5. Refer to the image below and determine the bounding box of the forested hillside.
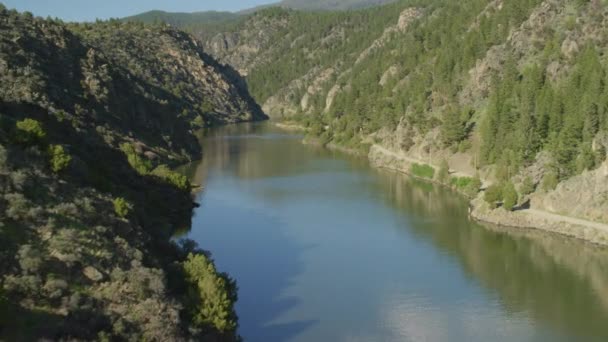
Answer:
[123,10,240,29]
[277,0,397,10]
[0,5,264,340]
[195,0,608,225]
[123,0,399,43]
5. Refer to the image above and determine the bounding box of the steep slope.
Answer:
[200,0,608,233]
[0,7,263,341]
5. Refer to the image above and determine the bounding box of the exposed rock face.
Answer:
[470,197,608,246]
[379,65,399,86]
[536,161,608,224]
[354,8,423,65]
[202,14,289,76]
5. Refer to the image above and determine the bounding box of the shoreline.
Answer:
[367,143,608,246]
[272,121,608,247]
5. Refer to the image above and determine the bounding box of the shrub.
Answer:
[151,165,190,190]
[484,184,503,209]
[576,145,596,173]
[191,115,205,129]
[48,145,72,172]
[15,118,46,145]
[520,176,535,196]
[502,181,518,211]
[451,176,482,197]
[541,171,559,192]
[464,176,483,197]
[436,159,450,184]
[410,163,435,179]
[451,176,472,189]
[5,193,29,219]
[113,197,133,218]
[119,143,152,175]
[18,245,43,274]
[183,253,237,333]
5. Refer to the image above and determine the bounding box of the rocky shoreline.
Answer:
[368,143,608,247]
[470,198,608,246]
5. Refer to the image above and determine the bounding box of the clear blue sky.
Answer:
[2,0,277,22]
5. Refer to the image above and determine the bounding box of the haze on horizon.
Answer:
[0,0,276,22]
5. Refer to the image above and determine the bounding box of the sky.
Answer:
[2,0,278,22]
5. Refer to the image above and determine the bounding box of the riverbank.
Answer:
[368,142,608,246]
[186,122,608,341]
[271,121,608,246]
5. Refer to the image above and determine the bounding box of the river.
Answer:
[180,123,608,342]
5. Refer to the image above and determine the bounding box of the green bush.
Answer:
[191,115,205,129]
[502,181,518,211]
[484,184,503,209]
[451,176,482,197]
[410,163,435,179]
[436,159,450,184]
[451,176,472,189]
[183,253,237,333]
[520,176,535,196]
[113,197,133,218]
[48,145,71,173]
[464,176,483,197]
[119,143,152,175]
[15,118,46,145]
[541,171,559,192]
[151,165,190,190]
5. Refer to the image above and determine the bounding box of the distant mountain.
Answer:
[124,0,398,27]
[122,10,240,26]
[278,0,397,11]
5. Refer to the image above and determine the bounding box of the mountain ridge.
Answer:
[123,0,399,27]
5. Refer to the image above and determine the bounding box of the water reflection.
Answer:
[373,170,608,340]
[185,123,608,341]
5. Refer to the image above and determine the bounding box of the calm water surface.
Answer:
[181,123,608,342]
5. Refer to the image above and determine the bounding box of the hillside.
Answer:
[0,6,264,341]
[123,0,398,42]
[278,0,397,10]
[123,10,240,27]
[199,0,608,229]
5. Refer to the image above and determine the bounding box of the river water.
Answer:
[181,123,608,342]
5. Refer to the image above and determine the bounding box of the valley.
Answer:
[2,0,608,340]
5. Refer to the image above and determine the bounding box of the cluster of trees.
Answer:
[119,143,190,190]
[481,46,608,181]
[12,118,72,174]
